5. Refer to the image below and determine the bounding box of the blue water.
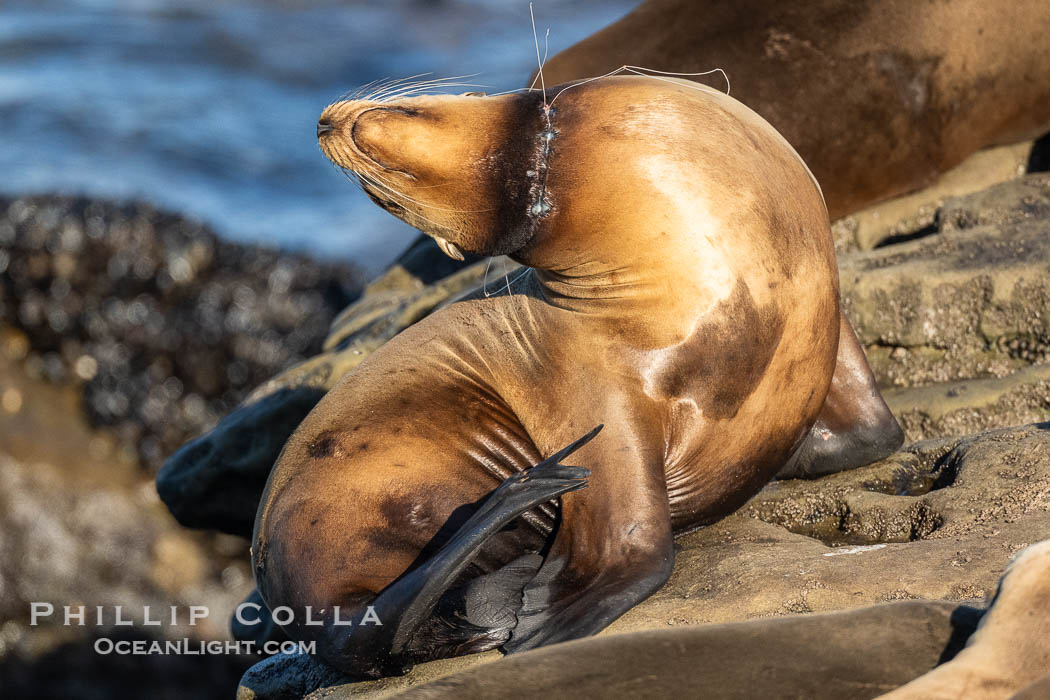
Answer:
[0,0,636,271]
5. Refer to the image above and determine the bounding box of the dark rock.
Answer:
[0,195,365,471]
[157,386,327,537]
[238,650,352,700]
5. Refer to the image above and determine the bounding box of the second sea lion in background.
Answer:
[538,0,1050,220]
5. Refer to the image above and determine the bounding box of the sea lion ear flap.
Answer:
[462,91,487,97]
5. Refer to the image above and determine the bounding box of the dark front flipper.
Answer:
[317,426,601,678]
[778,312,904,479]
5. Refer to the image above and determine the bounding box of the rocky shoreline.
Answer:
[0,195,366,470]
[0,195,366,698]
[1,139,1048,699]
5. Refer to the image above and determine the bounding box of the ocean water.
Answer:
[0,0,636,271]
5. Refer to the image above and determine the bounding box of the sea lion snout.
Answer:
[316,101,375,166]
[316,101,423,177]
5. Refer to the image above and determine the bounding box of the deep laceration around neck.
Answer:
[526,108,556,219]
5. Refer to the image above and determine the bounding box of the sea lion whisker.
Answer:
[546,66,634,108]
[482,256,526,299]
[621,65,731,95]
[374,79,489,102]
[345,76,409,103]
[367,179,495,215]
[387,81,490,92]
[391,72,482,85]
[356,77,419,101]
[376,76,483,93]
[370,74,483,102]
[500,256,514,298]
[344,77,396,102]
[385,82,492,95]
[529,2,550,108]
[501,257,531,297]
[363,79,425,103]
[527,29,551,94]
[546,64,730,110]
[371,176,461,192]
[487,87,535,97]
[372,80,459,99]
[619,68,732,101]
[337,166,369,196]
[378,83,493,102]
[483,256,495,296]
[355,171,485,232]
[361,73,436,101]
[357,172,450,228]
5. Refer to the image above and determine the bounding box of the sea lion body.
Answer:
[876,540,1050,699]
[539,0,1050,220]
[253,78,836,675]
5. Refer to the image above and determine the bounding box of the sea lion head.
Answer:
[318,77,825,272]
[318,89,551,261]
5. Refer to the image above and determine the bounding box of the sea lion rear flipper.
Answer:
[778,312,904,479]
[314,427,598,678]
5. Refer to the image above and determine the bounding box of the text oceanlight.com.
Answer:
[94,638,316,656]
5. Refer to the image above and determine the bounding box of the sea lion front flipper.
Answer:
[778,312,904,479]
[312,428,597,678]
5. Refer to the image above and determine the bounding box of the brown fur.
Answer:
[537,0,1050,220]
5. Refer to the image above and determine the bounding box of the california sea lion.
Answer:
[251,76,838,677]
[538,0,1050,220]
